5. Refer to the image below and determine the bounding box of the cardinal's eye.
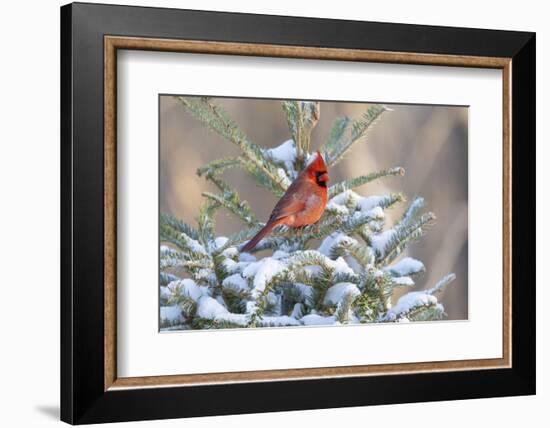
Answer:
[315,171,329,187]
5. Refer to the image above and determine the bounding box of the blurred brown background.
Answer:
[160,96,468,320]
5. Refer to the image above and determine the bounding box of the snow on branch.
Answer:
[382,273,456,322]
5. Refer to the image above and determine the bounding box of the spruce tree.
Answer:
[160,97,455,330]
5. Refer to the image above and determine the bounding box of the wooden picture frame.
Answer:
[61,2,535,424]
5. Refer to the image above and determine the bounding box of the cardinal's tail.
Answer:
[241,221,278,253]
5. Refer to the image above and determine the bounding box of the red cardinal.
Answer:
[242,151,330,252]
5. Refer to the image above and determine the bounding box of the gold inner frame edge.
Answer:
[104,36,512,391]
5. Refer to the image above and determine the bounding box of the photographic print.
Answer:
[159,96,468,331]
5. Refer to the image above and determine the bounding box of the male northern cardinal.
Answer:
[241,151,329,252]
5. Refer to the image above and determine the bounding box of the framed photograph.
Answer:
[60,2,535,424]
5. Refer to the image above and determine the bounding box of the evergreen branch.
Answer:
[240,158,288,196]
[246,273,287,326]
[282,101,320,170]
[160,246,185,269]
[197,156,241,177]
[235,192,404,253]
[254,204,392,250]
[160,221,212,264]
[160,272,179,286]
[351,105,388,141]
[160,213,203,251]
[191,317,245,330]
[373,192,406,210]
[251,235,302,253]
[283,251,340,310]
[329,238,374,269]
[332,271,362,286]
[282,101,301,159]
[160,244,213,271]
[310,269,335,311]
[320,116,351,161]
[160,246,214,274]
[408,305,446,321]
[256,317,302,327]
[324,105,389,166]
[282,286,310,309]
[294,216,345,242]
[201,171,231,194]
[198,155,287,196]
[177,96,286,194]
[196,201,220,246]
[354,271,394,320]
[427,273,456,295]
[177,96,259,154]
[180,260,214,269]
[167,287,198,319]
[380,273,454,322]
[202,173,259,228]
[239,219,342,252]
[353,292,379,323]
[327,191,405,216]
[374,212,437,266]
[211,253,230,295]
[387,300,439,322]
[160,213,200,241]
[221,286,251,314]
[335,293,355,323]
[159,318,186,330]
[384,257,426,277]
[160,222,191,251]
[340,210,388,236]
[287,274,317,301]
[386,276,415,290]
[329,167,405,198]
[226,226,263,250]
[178,295,198,319]
[399,196,425,225]
[203,191,256,226]
[284,251,334,274]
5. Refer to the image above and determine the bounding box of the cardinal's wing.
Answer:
[269,179,307,222]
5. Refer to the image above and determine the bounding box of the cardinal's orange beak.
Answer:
[318,172,330,183]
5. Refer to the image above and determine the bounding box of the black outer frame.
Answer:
[60,2,535,424]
